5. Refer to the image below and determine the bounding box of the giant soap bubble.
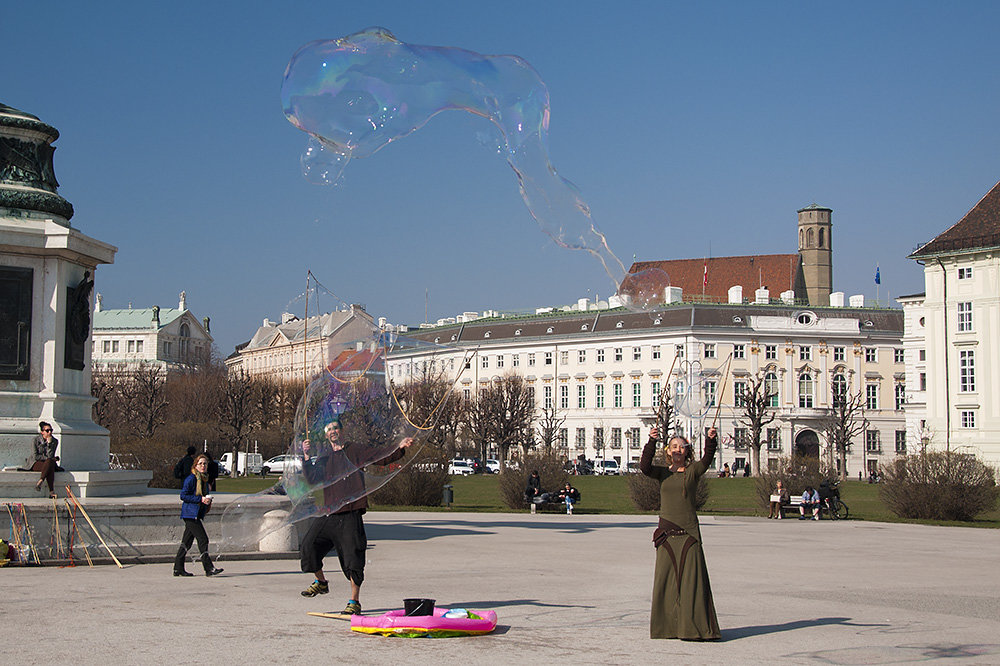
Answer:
[218,299,466,554]
[281,27,668,312]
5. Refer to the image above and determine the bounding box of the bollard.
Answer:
[258,509,297,552]
[442,484,454,508]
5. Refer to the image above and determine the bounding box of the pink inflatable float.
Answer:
[350,607,498,638]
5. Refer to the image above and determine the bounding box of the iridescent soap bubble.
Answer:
[281,27,664,313]
[218,318,463,554]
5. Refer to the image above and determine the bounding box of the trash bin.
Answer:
[442,484,454,507]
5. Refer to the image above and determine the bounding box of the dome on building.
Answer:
[0,101,74,222]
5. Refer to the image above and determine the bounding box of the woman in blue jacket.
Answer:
[173,454,223,577]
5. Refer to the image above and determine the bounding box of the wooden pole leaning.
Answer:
[65,486,124,568]
[710,353,735,431]
[19,504,41,565]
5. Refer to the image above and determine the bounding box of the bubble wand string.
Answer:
[710,352,735,431]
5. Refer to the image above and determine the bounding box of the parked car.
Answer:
[484,459,500,474]
[626,461,640,474]
[594,459,621,475]
[260,454,301,476]
[448,460,475,476]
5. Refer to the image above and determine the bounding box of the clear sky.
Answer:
[5,1,1000,354]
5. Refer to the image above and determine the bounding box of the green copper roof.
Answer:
[94,308,184,330]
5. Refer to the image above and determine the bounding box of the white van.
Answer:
[219,451,263,476]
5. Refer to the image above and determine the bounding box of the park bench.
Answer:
[527,493,580,515]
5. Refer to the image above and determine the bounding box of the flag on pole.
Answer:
[703,260,708,288]
[874,265,881,285]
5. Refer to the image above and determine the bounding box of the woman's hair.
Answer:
[191,454,210,475]
[665,436,694,464]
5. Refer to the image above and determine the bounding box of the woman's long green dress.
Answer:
[639,435,721,640]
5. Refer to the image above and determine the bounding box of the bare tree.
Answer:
[464,373,536,473]
[654,382,679,439]
[116,362,170,439]
[217,368,257,476]
[397,376,465,455]
[822,384,869,481]
[738,371,778,476]
[535,406,566,454]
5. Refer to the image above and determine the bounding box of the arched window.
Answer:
[179,323,190,357]
[799,372,814,408]
[819,228,826,248]
[832,373,847,408]
[799,228,804,248]
[806,228,815,248]
[764,372,779,408]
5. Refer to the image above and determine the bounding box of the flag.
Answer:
[703,260,708,288]
[874,265,881,285]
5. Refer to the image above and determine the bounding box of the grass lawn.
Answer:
[215,474,1000,527]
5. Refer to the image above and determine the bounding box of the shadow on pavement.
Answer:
[723,617,890,641]
[368,519,649,541]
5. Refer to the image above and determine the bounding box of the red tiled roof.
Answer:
[328,349,383,375]
[911,179,1000,257]
[623,254,803,302]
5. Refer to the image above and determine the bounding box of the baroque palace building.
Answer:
[903,179,1000,471]
[392,205,905,476]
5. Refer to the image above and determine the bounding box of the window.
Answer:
[733,344,745,359]
[865,347,877,363]
[958,266,973,280]
[765,344,777,360]
[613,383,623,408]
[111,340,119,353]
[895,431,906,454]
[832,373,848,408]
[866,383,879,410]
[797,313,813,325]
[632,382,641,407]
[103,340,110,353]
[560,350,569,364]
[633,347,641,361]
[703,343,716,359]
[545,352,553,366]
[765,372,779,407]
[734,427,748,448]
[497,355,504,368]
[465,359,471,369]
[463,388,471,403]
[961,410,976,428]
[575,428,586,449]
[918,349,926,361]
[127,340,135,353]
[611,428,622,449]
[482,355,489,369]
[799,345,811,361]
[512,354,520,367]
[675,344,684,358]
[597,349,605,363]
[833,346,845,362]
[704,380,717,407]
[528,353,536,367]
[628,428,641,449]
[866,430,881,453]
[891,348,903,364]
[559,429,568,448]
[163,341,171,356]
[734,380,747,408]
[895,384,905,410]
[560,384,569,409]
[594,427,605,450]
[578,350,586,363]
[596,384,605,408]
[766,428,780,450]
[798,373,814,408]
[652,345,661,360]
[544,386,553,409]
[577,384,586,408]
[957,302,973,332]
[651,382,661,408]
[959,350,976,392]
[136,340,143,353]
[614,348,623,362]
[919,372,927,391]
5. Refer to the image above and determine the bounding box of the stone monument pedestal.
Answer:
[0,103,151,497]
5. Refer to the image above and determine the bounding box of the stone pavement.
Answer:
[6,512,999,665]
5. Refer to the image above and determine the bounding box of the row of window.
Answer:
[96,339,145,354]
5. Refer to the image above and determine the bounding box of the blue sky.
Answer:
[5,1,1000,354]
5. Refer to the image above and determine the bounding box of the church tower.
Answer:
[797,204,833,306]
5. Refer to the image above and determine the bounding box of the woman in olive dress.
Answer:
[639,426,721,640]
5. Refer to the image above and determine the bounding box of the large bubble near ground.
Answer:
[218,323,465,554]
[281,27,663,313]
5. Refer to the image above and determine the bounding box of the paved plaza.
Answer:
[6,511,1000,665]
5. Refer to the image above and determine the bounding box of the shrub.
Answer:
[112,436,189,489]
[369,446,450,507]
[879,451,999,521]
[754,456,838,508]
[498,454,569,510]
[627,467,709,511]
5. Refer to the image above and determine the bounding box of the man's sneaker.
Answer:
[301,580,329,597]
[343,600,362,615]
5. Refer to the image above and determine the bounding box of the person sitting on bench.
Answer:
[799,486,820,521]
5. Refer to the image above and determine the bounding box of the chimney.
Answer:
[755,288,770,304]
[727,285,743,304]
[664,286,683,304]
[780,290,795,304]
[152,305,160,327]
[281,312,296,324]
[849,294,865,307]
[829,292,845,307]
[263,318,272,327]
